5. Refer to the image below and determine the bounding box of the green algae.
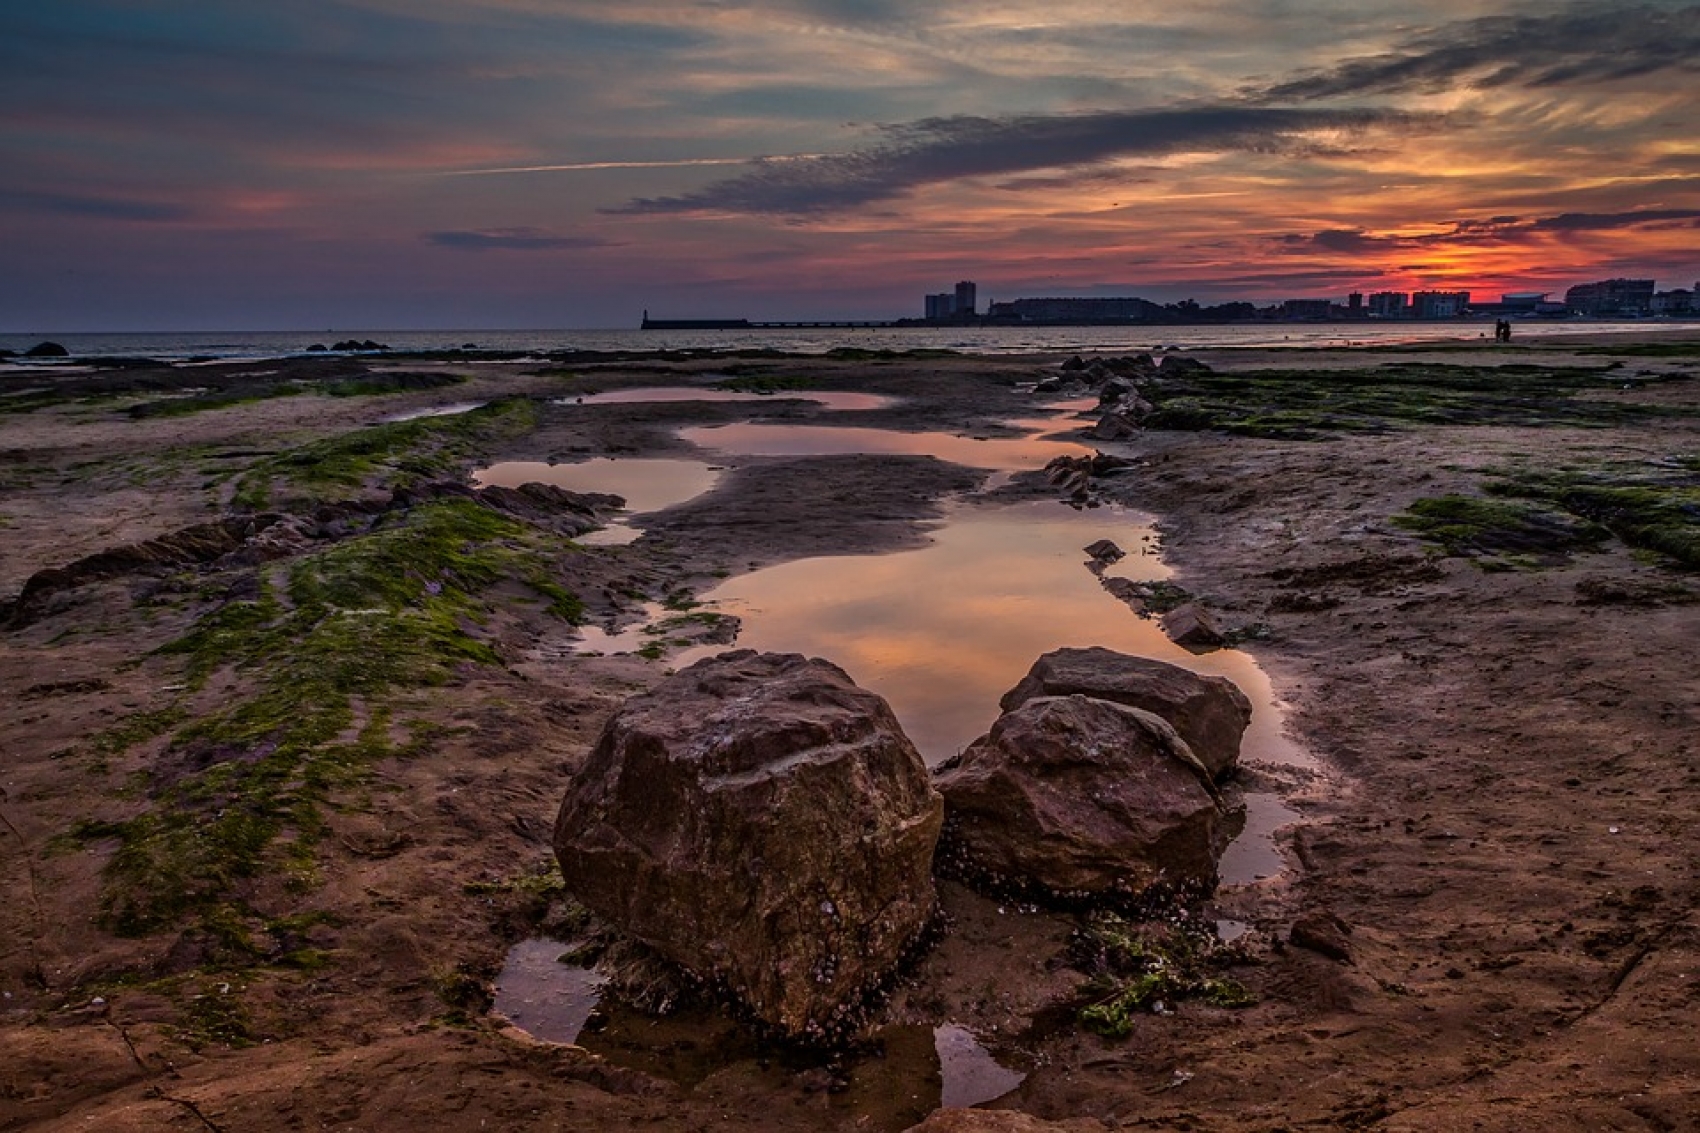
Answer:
[714,373,815,394]
[74,497,584,936]
[322,371,468,397]
[1397,457,1700,571]
[127,386,305,419]
[231,397,538,510]
[1486,459,1700,570]
[1072,912,1254,1039]
[1392,495,1611,566]
[1138,362,1690,439]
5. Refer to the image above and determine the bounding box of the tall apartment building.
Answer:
[923,280,979,319]
[1367,291,1409,317]
[1565,278,1656,316]
[1412,290,1470,318]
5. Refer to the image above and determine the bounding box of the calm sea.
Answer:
[1,321,1691,364]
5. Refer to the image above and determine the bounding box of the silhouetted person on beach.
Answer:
[1494,319,1512,343]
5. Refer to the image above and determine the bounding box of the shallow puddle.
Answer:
[494,940,1023,1127]
[1217,791,1302,885]
[680,422,1087,471]
[492,939,607,1045]
[570,386,893,411]
[473,457,723,545]
[669,499,1164,760]
[382,401,487,422]
[473,457,721,512]
[933,1024,1025,1107]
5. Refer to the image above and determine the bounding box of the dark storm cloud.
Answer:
[0,189,195,222]
[1257,2,1700,100]
[612,105,1412,216]
[992,168,1156,193]
[425,228,615,251]
[1274,209,1700,254]
[1532,210,1700,233]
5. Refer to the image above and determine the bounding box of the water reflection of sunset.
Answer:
[680,424,1088,471]
[673,499,1305,771]
[472,458,722,514]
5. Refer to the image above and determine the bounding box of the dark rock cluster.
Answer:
[306,339,391,352]
[1034,352,1214,441]
[551,645,1250,1045]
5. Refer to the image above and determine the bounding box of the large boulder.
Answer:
[553,650,943,1042]
[999,647,1250,780]
[935,695,1228,904]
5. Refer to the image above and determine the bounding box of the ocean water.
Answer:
[0,319,1687,364]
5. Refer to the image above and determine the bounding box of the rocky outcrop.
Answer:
[23,341,69,358]
[553,650,943,1042]
[474,481,622,537]
[2,515,287,628]
[1090,394,1157,440]
[1290,911,1354,963]
[1039,352,1207,440]
[2,480,623,628]
[1083,539,1124,566]
[1161,602,1227,650]
[999,647,1250,780]
[935,695,1228,905]
[1044,452,1138,507]
[1158,354,1212,375]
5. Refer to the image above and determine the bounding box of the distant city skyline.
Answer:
[917,275,1696,323]
[5,3,1699,331]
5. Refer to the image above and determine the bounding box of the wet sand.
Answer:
[2,331,1698,1130]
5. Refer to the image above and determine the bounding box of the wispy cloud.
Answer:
[1274,209,1700,254]
[424,227,615,250]
[612,105,1419,216]
[441,157,763,176]
[1255,2,1700,101]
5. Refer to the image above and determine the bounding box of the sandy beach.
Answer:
[2,331,1697,1131]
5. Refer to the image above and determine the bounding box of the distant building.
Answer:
[1651,287,1695,315]
[1367,291,1409,317]
[1347,292,1364,317]
[987,296,1165,323]
[1501,291,1549,312]
[1281,298,1334,320]
[924,292,956,319]
[954,280,978,317]
[1565,278,1655,316]
[1412,290,1470,318]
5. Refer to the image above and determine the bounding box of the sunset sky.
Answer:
[5,1,1698,330]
